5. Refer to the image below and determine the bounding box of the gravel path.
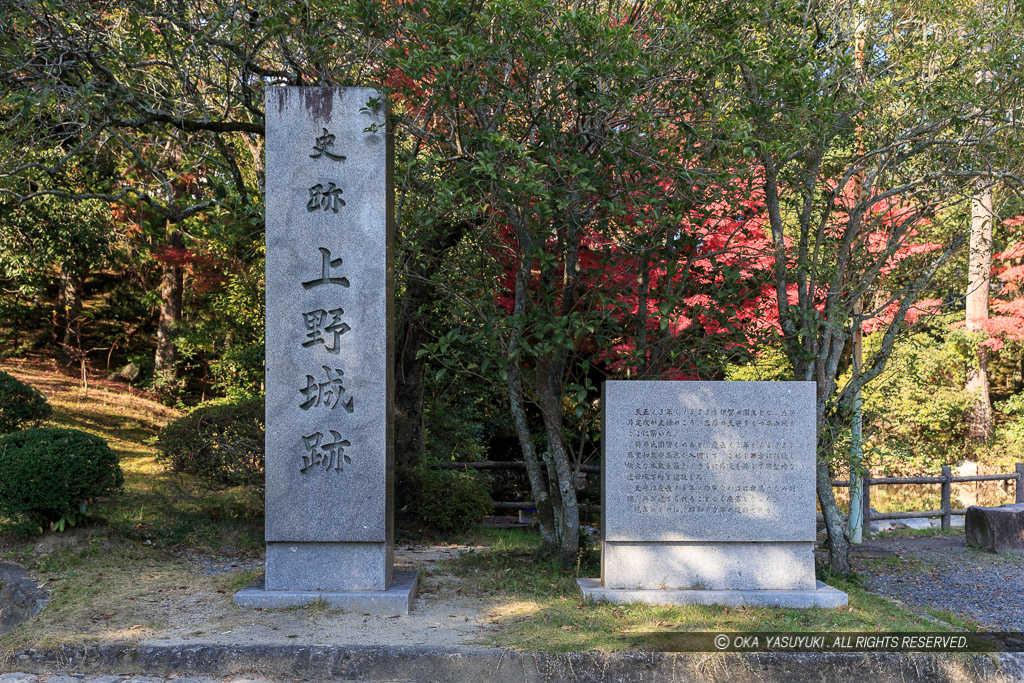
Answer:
[856,535,1024,630]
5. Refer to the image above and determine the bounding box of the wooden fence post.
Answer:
[862,471,871,539]
[941,465,952,531]
[1017,463,1024,504]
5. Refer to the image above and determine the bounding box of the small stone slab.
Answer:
[576,578,848,608]
[966,503,1024,553]
[233,570,417,615]
[850,544,898,560]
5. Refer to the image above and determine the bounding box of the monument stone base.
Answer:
[264,541,392,591]
[602,541,816,591]
[234,570,418,615]
[577,578,847,608]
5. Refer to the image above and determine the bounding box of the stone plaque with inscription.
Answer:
[578,380,846,608]
[234,87,415,613]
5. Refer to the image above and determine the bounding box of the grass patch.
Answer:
[439,527,595,601]
[222,569,261,594]
[0,357,262,652]
[922,607,978,630]
[0,356,981,654]
[0,357,263,555]
[872,526,962,539]
[0,530,225,651]
[443,529,961,653]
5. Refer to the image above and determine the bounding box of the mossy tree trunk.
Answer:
[154,224,184,379]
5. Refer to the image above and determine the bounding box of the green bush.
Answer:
[0,428,123,531]
[156,397,265,494]
[0,370,51,434]
[395,466,493,533]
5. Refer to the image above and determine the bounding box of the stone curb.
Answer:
[2,644,1024,682]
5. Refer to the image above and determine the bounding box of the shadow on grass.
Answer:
[439,529,962,653]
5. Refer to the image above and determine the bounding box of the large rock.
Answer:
[117,362,140,382]
[0,560,48,634]
[966,503,1024,553]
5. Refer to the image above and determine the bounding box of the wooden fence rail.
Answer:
[830,462,1024,537]
[436,461,1024,533]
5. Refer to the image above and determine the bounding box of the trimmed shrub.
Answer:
[156,397,265,494]
[0,428,123,530]
[395,466,493,533]
[0,371,51,434]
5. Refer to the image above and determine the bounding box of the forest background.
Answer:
[1,0,1024,572]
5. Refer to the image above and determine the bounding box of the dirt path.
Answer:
[855,534,1024,630]
[142,544,502,649]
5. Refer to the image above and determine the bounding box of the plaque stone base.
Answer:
[576,578,847,608]
[602,541,816,591]
[233,570,417,615]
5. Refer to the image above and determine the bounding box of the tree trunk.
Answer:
[636,253,649,376]
[535,355,580,565]
[60,267,84,354]
[966,182,994,442]
[154,225,184,379]
[816,429,850,574]
[53,268,67,348]
[507,258,559,548]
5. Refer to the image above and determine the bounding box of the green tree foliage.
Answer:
[0,157,115,355]
[394,466,493,534]
[385,0,777,562]
[858,318,973,472]
[2,0,1023,572]
[702,0,1024,571]
[0,1,274,383]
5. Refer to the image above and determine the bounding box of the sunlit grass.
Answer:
[0,531,226,650]
[0,358,264,651]
[441,529,960,652]
[0,357,264,554]
[0,357,971,654]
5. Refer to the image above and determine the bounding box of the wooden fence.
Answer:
[436,461,1024,533]
[830,463,1024,537]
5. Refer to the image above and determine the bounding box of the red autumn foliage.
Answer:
[490,180,779,379]
[971,215,1024,351]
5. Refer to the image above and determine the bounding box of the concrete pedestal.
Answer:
[577,578,848,608]
[234,570,417,615]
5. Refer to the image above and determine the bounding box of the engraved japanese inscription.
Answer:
[603,381,816,543]
[295,154,356,473]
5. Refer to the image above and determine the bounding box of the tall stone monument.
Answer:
[578,380,846,608]
[235,87,416,614]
